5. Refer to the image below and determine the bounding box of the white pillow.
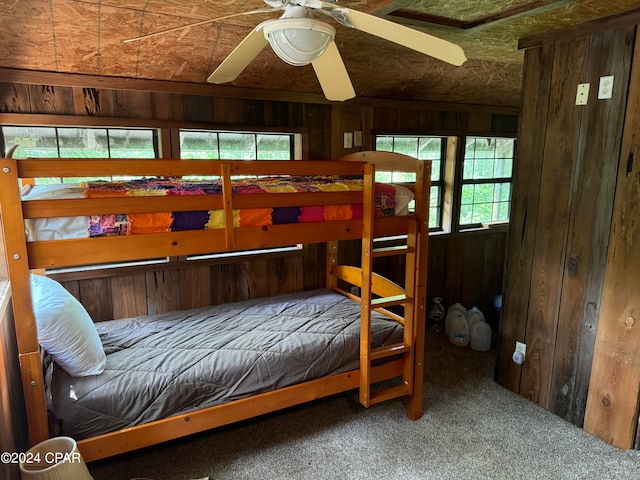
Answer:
[30,274,106,377]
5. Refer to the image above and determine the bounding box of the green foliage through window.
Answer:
[375,135,446,229]
[0,126,157,184]
[460,137,515,227]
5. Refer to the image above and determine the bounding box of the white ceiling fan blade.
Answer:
[208,26,269,84]
[123,8,277,43]
[336,9,467,66]
[311,42,355,102]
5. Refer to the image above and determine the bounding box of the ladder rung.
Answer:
[372,245,414,258]
[369,384,411,405]
[370,343,410,361]
[371,294,410,308]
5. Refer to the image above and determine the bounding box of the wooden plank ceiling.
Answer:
[0,0,639,106]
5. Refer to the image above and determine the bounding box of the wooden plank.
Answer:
[518,37,588,409]
[263,101,289,127]
[145,270,180,314]
[267,256,302,296]
[179,265,211,309]
[495,44,554,393]
[373,106,398,131]
[150,92,185,121]
[238,258,268,300]
[549,27,634,427]
[78,277,114,322]
[427,236,447,305]
[213,97,241,124]
[71,87,113,117]
[0,82,31,113]
[303,243,325,291]
[18,351,48,446]
[584,28,640,450]
[112,90,152,119]
[444,235,464,304]
[212,263,240,305]
[481,231,507,329]
[461,235,485,308]
[28,85,75,115]
[111,273,148,319]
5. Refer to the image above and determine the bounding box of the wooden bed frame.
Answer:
[0,150,430,462]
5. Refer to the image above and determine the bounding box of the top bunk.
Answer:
[0,151,431,270]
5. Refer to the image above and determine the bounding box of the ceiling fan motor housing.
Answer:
[262,17,336,66]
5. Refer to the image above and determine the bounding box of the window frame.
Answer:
[374,132,516,234]
[373,134,448,231]
[457,135,515,231]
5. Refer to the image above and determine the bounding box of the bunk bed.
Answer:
[0,150,430,462]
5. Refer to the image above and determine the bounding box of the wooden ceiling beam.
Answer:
[0,68,519,115]
[386,0,578,33]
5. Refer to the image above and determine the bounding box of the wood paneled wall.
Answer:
[51,252,310,321]
[496,18,638,448]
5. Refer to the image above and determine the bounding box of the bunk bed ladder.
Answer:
[329,153,429,417]
[359,164,420,408]
[360,237,419,406]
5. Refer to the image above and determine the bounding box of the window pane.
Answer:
[376,136,393,152]
[109,129,155,158]
[392,137,418,157]
[429,185,441,228]
[460,182,512,226]
[430,159,441,182]
[2,126,58,157]
[256,134,291,160]
[374,135,446,230]
[494,158,513,178]
[57,128,109,158]
[375,171,392,182]
[495,137,515,158]
[219,133,256,160]
[461,137,515,227]
[180,131,219,159]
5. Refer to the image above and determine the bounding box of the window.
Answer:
[375,135,446,229]
[459,136,514,228]
[0,126,158,183]
[179,129,301,259]
[375,134,515,233]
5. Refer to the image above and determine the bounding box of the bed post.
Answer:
[407,160,430,420]
[0,156,50,446]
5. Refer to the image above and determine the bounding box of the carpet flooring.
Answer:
[88,330,640,480]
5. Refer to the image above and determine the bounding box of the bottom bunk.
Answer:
[35,274,409,460]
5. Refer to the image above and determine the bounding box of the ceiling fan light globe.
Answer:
[263,19,335,67]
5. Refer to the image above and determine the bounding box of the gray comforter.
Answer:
[47,289,403,440]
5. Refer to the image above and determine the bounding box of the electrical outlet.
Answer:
[576,83,590,105]
[343,132,353,149]
[512,341,527,365]
[598,75,614,99]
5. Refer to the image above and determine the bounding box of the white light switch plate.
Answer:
[353,131,362,147]
[343,132,353,149]
[598,75,614,99]
[576,83,590,105]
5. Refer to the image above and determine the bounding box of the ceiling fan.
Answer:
[125,0,467,102]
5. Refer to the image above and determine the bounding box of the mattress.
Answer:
[23,177,414,241]
[46,289,403,440]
